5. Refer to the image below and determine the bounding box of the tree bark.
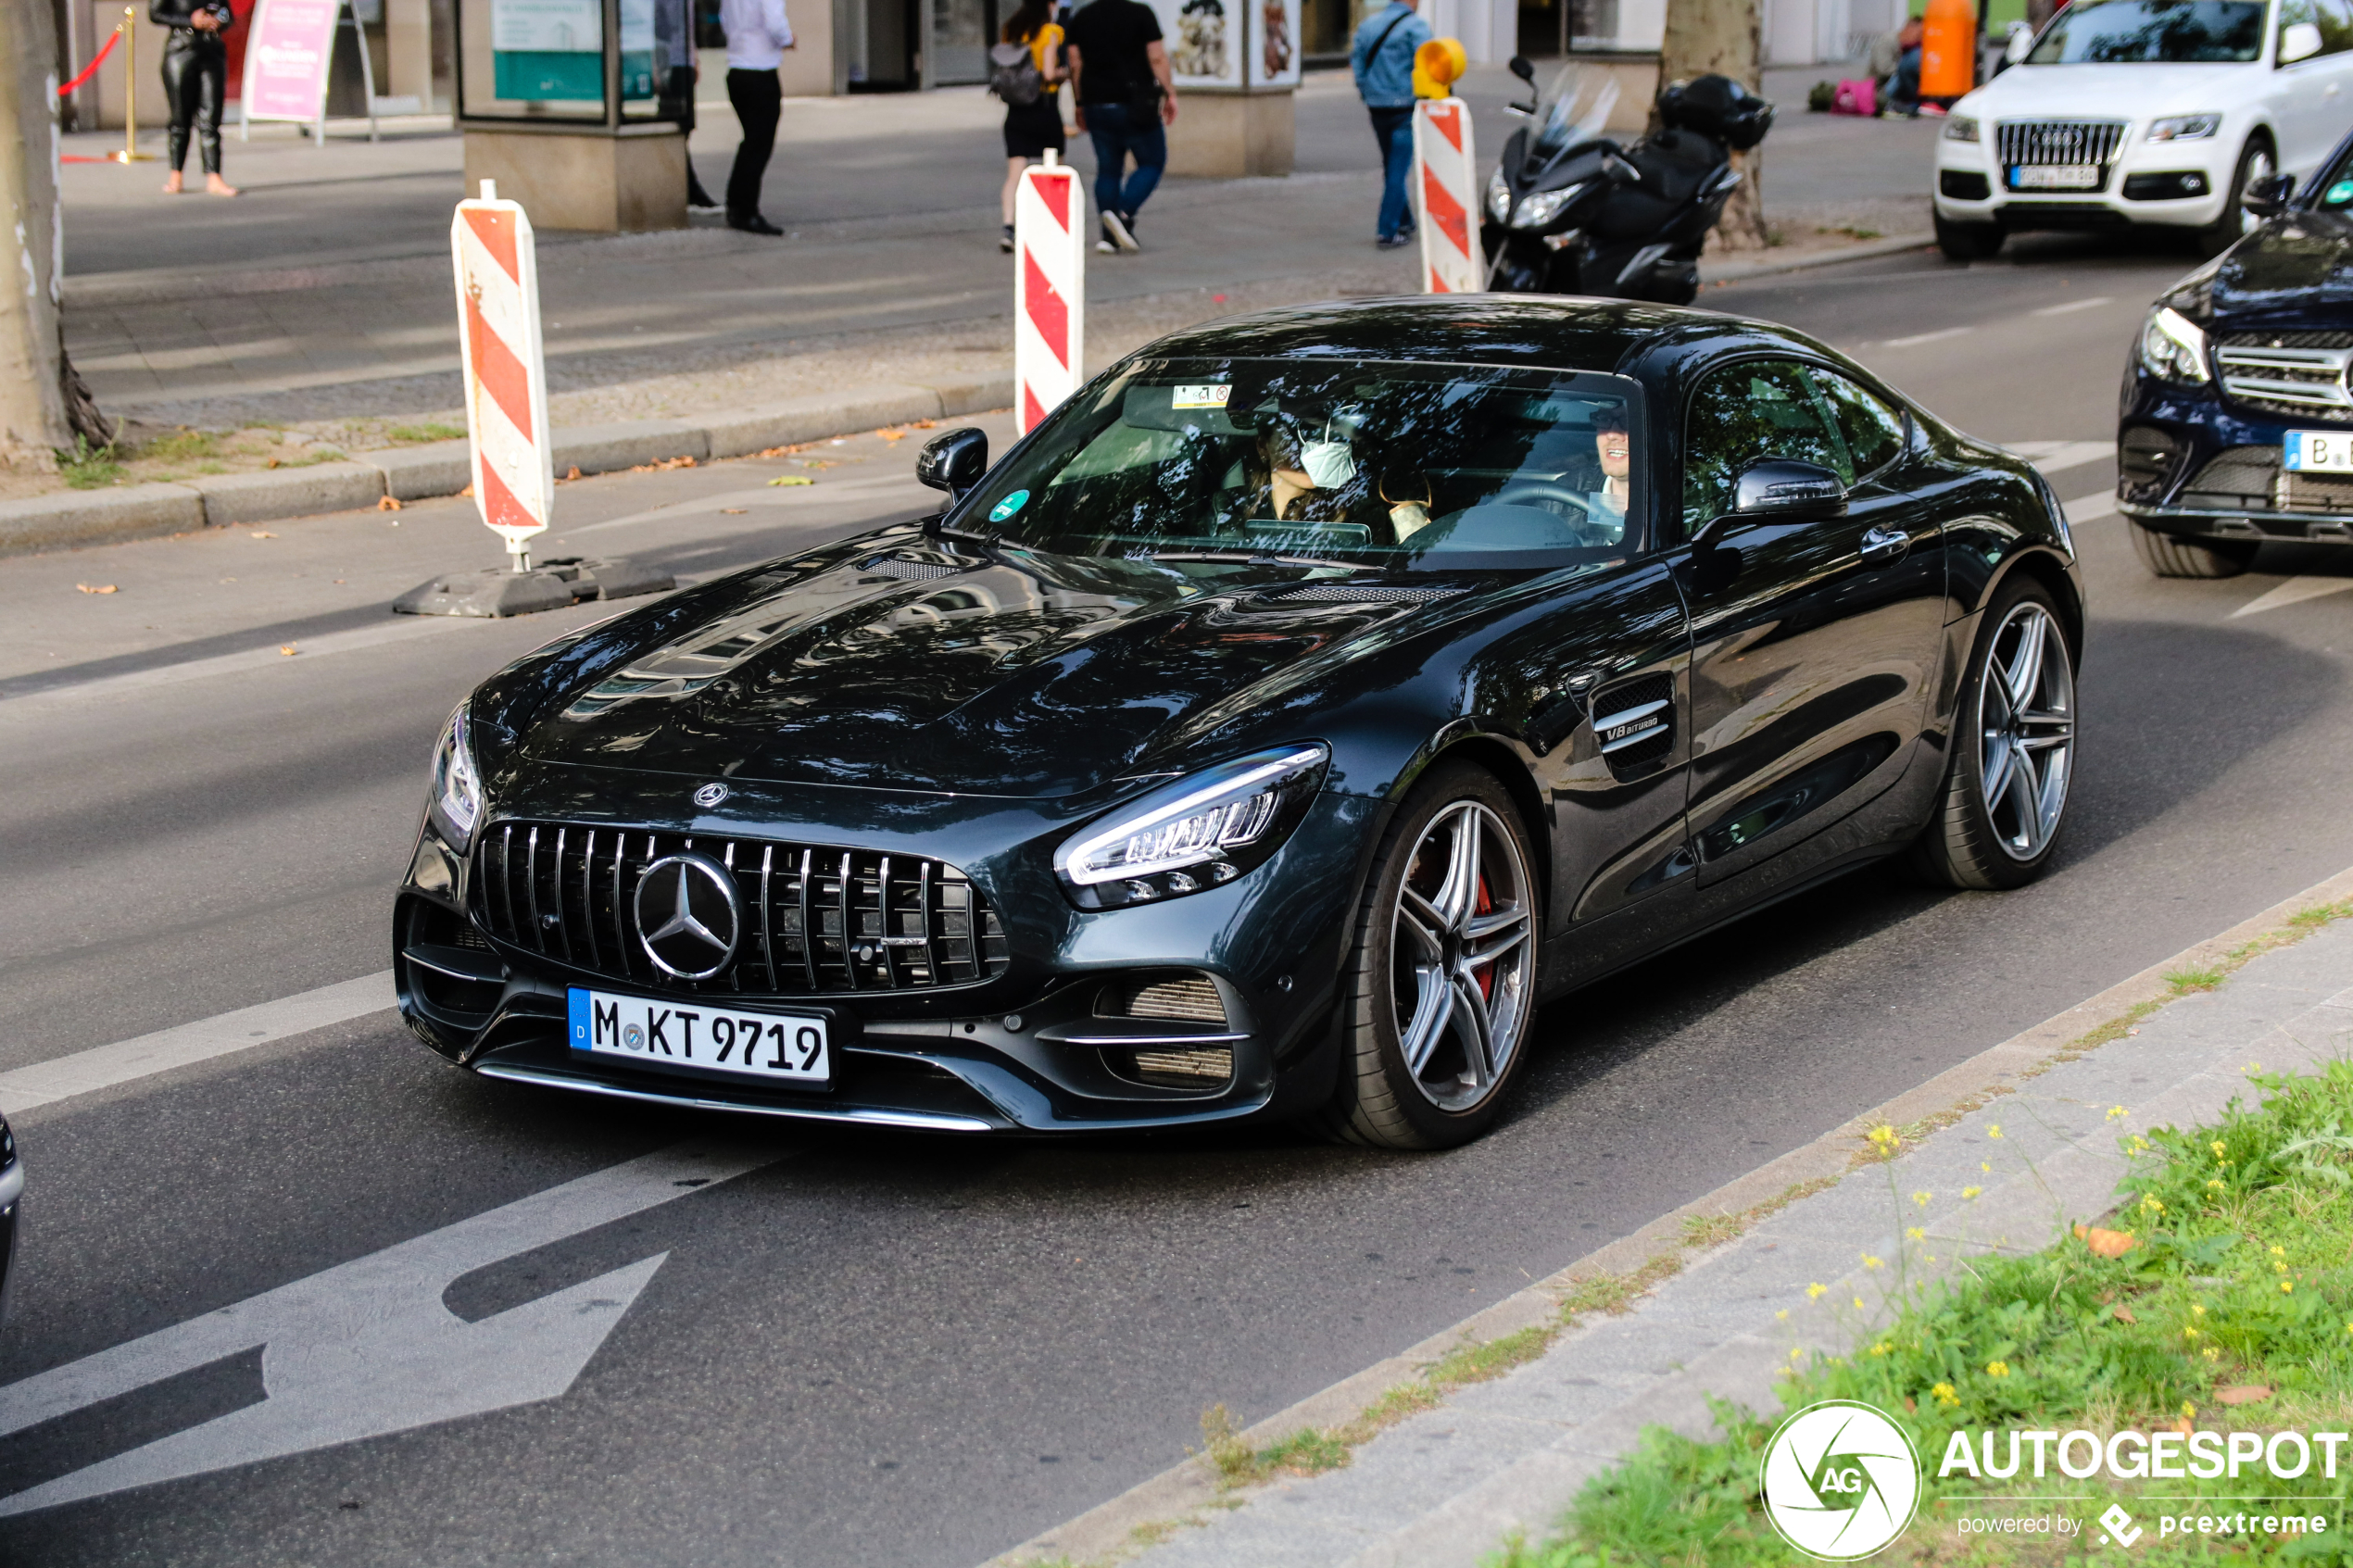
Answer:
[0,0,82,470]
[1657,0,1768,251]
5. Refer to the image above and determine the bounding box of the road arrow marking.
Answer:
[0,1139,783,1515]
[2232,575,2353,618]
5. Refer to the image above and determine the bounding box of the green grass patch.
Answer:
[1491,1056,2353,1565]
[139,429,220,463]
[57,436,124,489]
[2168,966,2227,996]
[387,421,466,445]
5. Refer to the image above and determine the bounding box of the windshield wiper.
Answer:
[1150,551,1374,571]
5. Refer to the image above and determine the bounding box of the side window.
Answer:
[1807,369,1907,481]
[1681,359,1853,533]
[2321,0,2353,56]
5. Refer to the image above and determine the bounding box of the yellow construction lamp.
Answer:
[1413,38,1467,99]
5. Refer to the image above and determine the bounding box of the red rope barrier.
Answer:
[59,30,120,98]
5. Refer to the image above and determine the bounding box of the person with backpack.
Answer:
[1352,0,1433,248]
[992,0,1068,253]
[1065,0,1179,254]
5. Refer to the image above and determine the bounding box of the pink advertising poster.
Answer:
[242,0,340,121]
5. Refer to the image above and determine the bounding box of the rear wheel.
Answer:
[2128,521,2258,578]
[1318,764,1541,1151]
[1911,582,2077,891]
[1935,210,2005,261]
[2199,138,2272,258]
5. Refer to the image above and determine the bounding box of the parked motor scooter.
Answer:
[1479,62,1773,305]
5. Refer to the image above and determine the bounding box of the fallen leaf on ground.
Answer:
[721,508,747,514]
[457,483,473,498]
[878,428,908,441]
[2112,1304,2137,1323]
[278,644,297,656]
[2216,1386,2273,1406]
[2073,1223,2137,1259]
[768,475,813,487]
[266,458,281,469]
[913,418,937,429]
[377,495,402,510]
[250,531,276,538]
[76,583,117,594]
[565,465,583,481]
[2172,1415,2194,1435]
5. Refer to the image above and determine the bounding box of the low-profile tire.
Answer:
[2198,137,2272,259]
[1316,762,1542,1151]
[2128,521,2258,578]
[1935,211,2005,261]
[1911,580,2078,891]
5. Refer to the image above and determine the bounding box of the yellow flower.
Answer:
[2208,1179,2227,1191]
[1962,1186,1982,1199]
[2343,1320,2353,1336]
[1870,1342,1892,1357]
[1912,1190,1931,1208]
[1981,1160,1993,1174]
[1865,1124,1900,1156]
[1931,1383,1959,1407]
[1906,1226,1926,1241]
[1807,1283,1828,1300]
[2272,1245,2287,1257]
[2141,1196,2167,1215]
[2182,1401,2197,1420]
[2193,1304,2206,1317]
[1862,1254,1884,1271]
[1790,1348,1805,1361]
[2184,1326,2200,1340]
[1854,1297,1868,1311]
[2107,1105,2128,1121]
[2204,1346,2221,1361]
[1776,1309,1789,1321]
[2277,1260,2291,1274]
[1987,1124,2004,1140]
[1986,1361,2010,1378]
[2284,1279,2296,1294]
[2213,1141,2229,1159]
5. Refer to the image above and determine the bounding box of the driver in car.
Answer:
[1587,407,1630,535]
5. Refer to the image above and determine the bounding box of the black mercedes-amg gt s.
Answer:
[396,297,2083,1150]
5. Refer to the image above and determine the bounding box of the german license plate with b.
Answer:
[2285,431,2353,472]
[568,987,831,1087]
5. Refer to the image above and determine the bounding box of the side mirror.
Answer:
[1690,460,1848,552]
[2282,20,2324,62]
[2004,24,2033,64]
[1510,55,1535,83]
[915,427,989,501]
[2245,169,2298,217]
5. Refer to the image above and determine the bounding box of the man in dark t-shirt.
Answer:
[1064,0,1178,253]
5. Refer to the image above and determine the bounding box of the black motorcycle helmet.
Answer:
[1655,74,1774,151]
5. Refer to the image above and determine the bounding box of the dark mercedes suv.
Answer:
[2120,128,2353,577]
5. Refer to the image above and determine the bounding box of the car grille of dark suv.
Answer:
[2214,332,2353,417]
[2181,445,2353,517]
[474,822,1010,996]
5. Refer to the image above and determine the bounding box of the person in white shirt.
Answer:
[719,0,795,235]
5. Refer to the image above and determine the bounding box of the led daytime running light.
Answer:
[431,705,484,847]
[2139,306,2209,384]
[1058,745,1327,891]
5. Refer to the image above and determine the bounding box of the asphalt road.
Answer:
[7,235,2352,1567]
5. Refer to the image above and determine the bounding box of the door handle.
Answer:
[1860,524,1910,565]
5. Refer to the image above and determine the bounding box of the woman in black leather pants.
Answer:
[153,0,239,195]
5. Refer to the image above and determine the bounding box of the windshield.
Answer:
[2024,0,2264,62]
[950,359,1646,572]
[1530,67,1622,154]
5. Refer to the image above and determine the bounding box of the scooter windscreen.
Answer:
[1529,69,1622,155]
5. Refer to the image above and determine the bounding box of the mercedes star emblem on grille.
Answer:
[692,782,730,808]
[633,852,742,980]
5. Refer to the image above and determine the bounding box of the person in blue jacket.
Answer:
[1352,0,1433,248]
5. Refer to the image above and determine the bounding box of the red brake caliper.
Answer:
[1472,874,1495,1000]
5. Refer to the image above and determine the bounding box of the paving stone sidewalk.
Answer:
[1103,920,2353,1568]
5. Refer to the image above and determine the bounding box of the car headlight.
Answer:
[2138,305,2210,383]
[427,704,485,852]
[1486,166,1511,221]
[2148,113,2221,142]
[1054,744,1328,909]
[1943,114,1980,143]
[1509,182,1586,231]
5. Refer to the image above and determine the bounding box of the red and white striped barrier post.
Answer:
[451,179,554,571]
[1014,151,1086,435]
[1413,99,1479,295]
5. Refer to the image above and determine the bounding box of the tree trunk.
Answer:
[0,0,82,470]
[1657,0,1768,251]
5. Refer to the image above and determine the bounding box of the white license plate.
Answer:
[2010,165,2099,190]
[2285,431,2353,471]
[568,987,831,1087]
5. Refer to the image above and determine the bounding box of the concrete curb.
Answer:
[0,373,1016,560]
[1703,230,1938,284]
[985,860,2353,1568]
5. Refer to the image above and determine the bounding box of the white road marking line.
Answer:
[2030,295,2115,317]
[2032,442,2113,477]
[0,1140,786,1516]
[2231,576,2353,617]
[2062,492,2118,525]
[0,971,396,1114]
[0,618,464,710]
[1879,325,1973,349]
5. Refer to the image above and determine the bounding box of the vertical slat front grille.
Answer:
[476,822,1010,997]
[1996,119,2127,169]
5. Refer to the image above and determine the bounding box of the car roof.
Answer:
[1129,295,1818,382]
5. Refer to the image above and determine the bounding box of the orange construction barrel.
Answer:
[1920,0,1976,98]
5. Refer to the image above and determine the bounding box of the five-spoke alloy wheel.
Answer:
[1323,764,1541,1148]
[1914,580,2077,889]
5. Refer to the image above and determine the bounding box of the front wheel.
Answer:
[2128,521,2258,578]
[1318,763,1541,1150]
[1911,582,2078,890]
[2199,139,2272,258]
[1935,210,2005,261]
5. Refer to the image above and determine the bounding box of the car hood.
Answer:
[2167,208,2353,329]
[509,537,1477,800]
[1957,62,2250,123]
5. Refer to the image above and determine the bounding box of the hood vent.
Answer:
[860,556,963,581]
[1275,583,1466,603]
